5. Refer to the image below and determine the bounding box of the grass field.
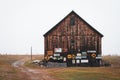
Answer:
[23,55,120,80]
[48,67,120,80]
[47,56,120,80]
[0,55,120,80]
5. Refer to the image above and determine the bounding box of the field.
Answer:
[48,67,120,80]
[0,55,120,80]
[47,56,120,80]
[0,55,31,80]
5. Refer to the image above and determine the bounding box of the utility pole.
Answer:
[31,46,32,61]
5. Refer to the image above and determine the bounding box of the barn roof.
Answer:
[43,11,103,37]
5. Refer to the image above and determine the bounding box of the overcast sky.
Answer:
[0,0,120,55]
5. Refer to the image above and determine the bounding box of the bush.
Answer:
[101,60,111,67]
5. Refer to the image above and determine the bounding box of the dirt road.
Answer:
[12,58,57,80]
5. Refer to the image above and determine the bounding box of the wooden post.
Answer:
[31,46,32,61]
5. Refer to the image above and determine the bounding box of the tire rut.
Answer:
[12,59,57,80]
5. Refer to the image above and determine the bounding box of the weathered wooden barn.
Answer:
[43,11,103,67]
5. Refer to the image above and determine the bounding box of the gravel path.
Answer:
[12,59,57,80]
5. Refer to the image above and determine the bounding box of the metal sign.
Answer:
[81,59,88,63]
[81,56,87,58]
[77,53,81,56]
[47,51,53,55]
[54,53,60,56]
[97,54,101,57]
[96,56,102,59]
[96,54,102,59]
[63,57,66,61]
[91,53,96,58]
[54,48,62,53]
[81,52,87,59]
[67,54,72,59]
[82,52,87,54]
[75,56,81,59]
[72,59,75,64]
[87,50,96,53]
[72,54,75,59]
[76,60,80,63]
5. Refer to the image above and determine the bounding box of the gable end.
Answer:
[43,11,103,37]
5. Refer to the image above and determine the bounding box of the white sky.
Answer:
[0,0,120,55]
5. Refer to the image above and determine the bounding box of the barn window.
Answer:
[70,16,75,26]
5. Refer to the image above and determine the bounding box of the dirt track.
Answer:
[12,58,57,80]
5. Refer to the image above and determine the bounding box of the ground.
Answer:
[0,55,120,80]
[12,55,58,80]
[0,55,30,80]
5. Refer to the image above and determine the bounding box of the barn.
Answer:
[43,11,103,67]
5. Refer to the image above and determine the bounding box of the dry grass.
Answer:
[102,56,120,67]
[46,56,120,80]
[47,67,120,80]
[31,55,44,60]
[1,55,119,80]
[24,55,44,68]
[0,55,31,80]
[24,55,120,80]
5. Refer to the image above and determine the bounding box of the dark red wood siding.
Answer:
[44,11,103,56]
